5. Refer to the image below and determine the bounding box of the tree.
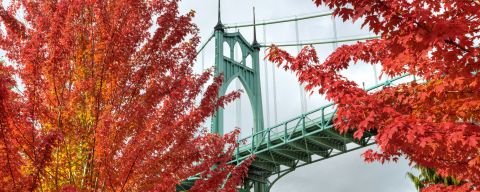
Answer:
[268,0,479,191]
[407,165,461,191]
[0,0,249,191]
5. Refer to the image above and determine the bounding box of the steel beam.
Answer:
[251,161,278,172]
[248,173,268,183]
[287,140,329,157]
[256,152,295,168]
[323,129,353,143]
[272,147,311,163]
[306,135,346,152]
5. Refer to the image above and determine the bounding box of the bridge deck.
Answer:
[231,104,376,184]
[177,74,412,191]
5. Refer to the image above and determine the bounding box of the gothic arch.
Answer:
[221,73,255,113]
[245,54,253,68]
[234,42,243,63]
[223,41,231,58]
[212,30,264,137]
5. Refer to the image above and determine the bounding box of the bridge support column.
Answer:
[212,6,267,192]
[211,16,264,140]
[253,182,268,192]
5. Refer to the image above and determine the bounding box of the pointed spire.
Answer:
[214,0,225,32]
[252,7,260,49]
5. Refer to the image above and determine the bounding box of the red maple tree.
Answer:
[0,0,249,191]
[268,0,479,191]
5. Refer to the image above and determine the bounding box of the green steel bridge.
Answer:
[178,75,409,192]
[178,2,414,191]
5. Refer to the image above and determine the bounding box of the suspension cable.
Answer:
[224,11,333,29]
[295,16,308,114]
[262,22,271,127]
[260,35,380,48]
[195,32,215,57]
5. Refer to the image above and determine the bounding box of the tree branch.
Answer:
[445,39,470,53]
[0,6,27,40]
[119,153,140,192]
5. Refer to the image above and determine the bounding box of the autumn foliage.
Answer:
[268,0,480,191]
[0,0,249,191]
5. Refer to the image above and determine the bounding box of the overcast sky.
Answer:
[179,0,417,191]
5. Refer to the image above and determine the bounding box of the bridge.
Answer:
[178,1,414,191]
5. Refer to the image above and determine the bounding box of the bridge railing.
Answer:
[236,74,413,156]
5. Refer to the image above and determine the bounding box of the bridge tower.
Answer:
[211,2,267,192]
[211,3,264,140]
